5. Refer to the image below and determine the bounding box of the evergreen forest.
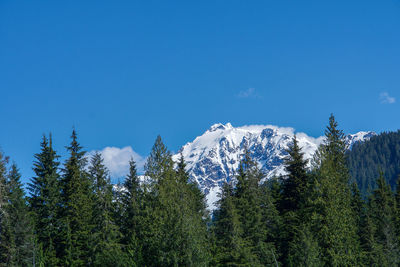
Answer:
[1,115,400,266]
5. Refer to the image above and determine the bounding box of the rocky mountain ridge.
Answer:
[172,123,376,210]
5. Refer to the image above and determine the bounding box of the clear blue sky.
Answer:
[1,1,399,183]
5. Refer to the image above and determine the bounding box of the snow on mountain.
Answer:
[172,123,375,210]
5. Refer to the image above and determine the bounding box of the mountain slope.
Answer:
[173,123,375,210]
[348,130,400,195]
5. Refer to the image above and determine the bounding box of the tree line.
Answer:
[0,115,400,266]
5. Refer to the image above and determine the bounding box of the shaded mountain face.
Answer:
[172,123,375,210]
[347,131,400,196]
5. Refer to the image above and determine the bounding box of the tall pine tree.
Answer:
[213,182,251,266]
[0,152,13,267]
[59,129,93,266]
[6,164,34,266]
[120,158,142,266]
[89,152,124,266]
[235,151,277,266]
[365,172,400,266]
[279,136,313,266]
[28,134,60,266]
[309,114,361,265]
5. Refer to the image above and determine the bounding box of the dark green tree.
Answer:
[0,152,13,267]
[309,114,361,265]
[287,223,322,267]
[59,129,93,266]
[88,152,125,266]
[142,137,209,266]
[28,134,60,266]
[6,164,34,266]
[120,158,142,265]
[144,135,173,184]
[280,136,309,212]
[213,182,252,266]
[365,172,399,266]
[234,151,277,266]
[279,136,312,265]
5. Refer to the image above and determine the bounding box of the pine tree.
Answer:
[213,182,252,266]
[279,136,312,265]
[28,134,60,266]
[120,158,142,265]
[309,114,361,265]
[89,152,124,266]
[0,152,13,267]
[139,135,173,266]
[365,172,400,266]
[6,164,34,266]
[280,136,309,212]
[174,155,209,266]
[144,135,173,184]
[287,223,322,267]
[234,151,277,266]
[59,129,93,266]
[395,174,400,248]
[142,137,209,266]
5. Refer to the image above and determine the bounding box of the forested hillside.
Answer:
[1,115,400,266]
[348,130,400,195]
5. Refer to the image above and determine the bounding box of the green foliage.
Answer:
[141,136,210,266]
[119,158,142,265]
[213,151,279,266]
[287,224,322,267]
[59,129,94,266]
[28,134,60,266]
[364,172,400,266]
[308,114,361,265]
[0,152,14,267]
[5,116,400,266]
[213,182,251,266]
[348,130,400,195]
[6,164,34,266]
[89,152,123,266]
[279,136,313,265]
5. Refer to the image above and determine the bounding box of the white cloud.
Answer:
[380,92,396,104]
[237,88,260,98]
[88,146,145,179]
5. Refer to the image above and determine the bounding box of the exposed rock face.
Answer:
[172,123,375,210]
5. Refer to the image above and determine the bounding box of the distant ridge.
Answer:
[172,123,375,210]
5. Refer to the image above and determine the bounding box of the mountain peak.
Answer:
[208,122,233,132]
[173,123,376,210]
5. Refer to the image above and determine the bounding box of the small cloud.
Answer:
[88,146,145,179]
[237,88,260,98]
[380,92,396,104]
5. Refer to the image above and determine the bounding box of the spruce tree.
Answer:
[28,134,60,266]
[142,137,209,266]
[279,136,312,265]
[280,136,309,213]
[59,129,93,266]
[234,151,277,266]
[89,152,124,266]
[309,114,361,265]
[174,155,210,266]
[213,182,251,266]
[0,152,13,267]
[144,135,173,184]
[287,223,322,267]
[120,158,142,265]
[6,164,34,266]
[366,172,400,266]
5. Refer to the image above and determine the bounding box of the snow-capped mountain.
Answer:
[172,123,375,210]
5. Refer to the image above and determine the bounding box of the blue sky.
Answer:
[1,1,399,183]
